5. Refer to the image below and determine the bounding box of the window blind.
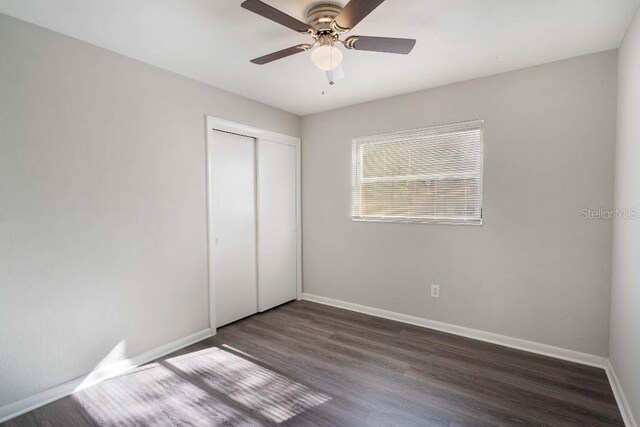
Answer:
[351,120,483,225]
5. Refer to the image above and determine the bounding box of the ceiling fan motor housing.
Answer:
[306,3,343,32]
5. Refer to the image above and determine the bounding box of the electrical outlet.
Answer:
[431,285,440,298]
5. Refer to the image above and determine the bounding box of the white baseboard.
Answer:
[302,293,607,367]
[302,293,640,426]
[605,360,638,427]
[0,328,213,424]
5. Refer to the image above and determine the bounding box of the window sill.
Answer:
[351,217,483,226]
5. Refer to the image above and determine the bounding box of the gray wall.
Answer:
[0,13,299,408]
[301,51,617,357]
[610,5,640,424]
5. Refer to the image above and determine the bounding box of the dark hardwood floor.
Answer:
[4,300,623,426]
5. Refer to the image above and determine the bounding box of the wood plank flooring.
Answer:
[4,300,623,426]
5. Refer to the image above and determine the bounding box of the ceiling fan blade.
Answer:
[250,44,312,65]
[241,0,315,34]
[344,36,416,54]
[332,0,386,32]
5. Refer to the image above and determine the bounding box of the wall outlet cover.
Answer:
[431,285,440,298]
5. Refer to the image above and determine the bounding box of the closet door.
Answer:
[210,130,258,326]
[257,139,297,311]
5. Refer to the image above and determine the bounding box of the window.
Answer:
[351,120,483,225]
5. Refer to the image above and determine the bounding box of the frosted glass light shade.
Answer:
[311,45,343,71]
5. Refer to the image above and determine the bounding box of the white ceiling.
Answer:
[1,0,638,115]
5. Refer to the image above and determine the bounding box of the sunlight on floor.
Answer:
[68,344,331,425]
[165,346,331,423]
[74,361,255,425]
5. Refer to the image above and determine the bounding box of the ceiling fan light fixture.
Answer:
[311,44,343,71]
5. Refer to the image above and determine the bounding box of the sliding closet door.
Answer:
[257,139,297,311]
[210,130,258,326]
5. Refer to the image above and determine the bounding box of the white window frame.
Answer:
[351,120,484,225]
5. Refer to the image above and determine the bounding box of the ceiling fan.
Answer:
[241,0,416,84]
